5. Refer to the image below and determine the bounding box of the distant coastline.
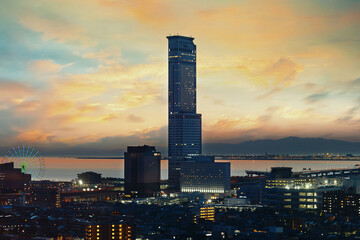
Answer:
[76,156,124,159]
[215,158,360,162]
[73,156,360,161]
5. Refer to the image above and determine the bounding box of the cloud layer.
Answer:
[0,0,360,155]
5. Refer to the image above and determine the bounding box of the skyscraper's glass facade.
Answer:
[167,35,202,190]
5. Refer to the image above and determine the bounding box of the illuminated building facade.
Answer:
[124,145,161,197]
[167,35,202,190]
[323,191,360,216]
[85,224,133,240]
[180,161,230,193]
[263,175,341,210]
[199,206,215,222]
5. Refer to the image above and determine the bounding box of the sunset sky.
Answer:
[1,0,360,155]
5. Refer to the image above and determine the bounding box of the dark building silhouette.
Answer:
[77,172,102,185]
[270,167,293,178]
[27,181,61,208]
[0,162,31,194]
[167,35,202,190]
[124,145,160,197]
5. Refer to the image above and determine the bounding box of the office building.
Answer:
[180,161,230,194]
[323,190,360,216]
[263,170,342,210]
[124,145,161,197]
[85,223,133,240]
[167,35,202,190]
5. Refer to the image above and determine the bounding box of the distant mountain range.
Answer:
[2,137,359,157]
[203,137,360,155]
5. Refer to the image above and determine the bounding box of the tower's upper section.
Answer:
[167,35,196,64]
[167,35,197,114]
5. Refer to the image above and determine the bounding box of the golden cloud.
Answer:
[118,81,162,109]
[57,79,107,100]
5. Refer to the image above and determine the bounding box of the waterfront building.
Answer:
[77,172,102,185]
[85,223,133,240]
[124,145,161,197]
[180,161,230,194]
[263,169,342,209]
[167,35,202,190]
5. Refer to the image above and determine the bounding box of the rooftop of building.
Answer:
[126,145,158,153]
[166,35,194,41]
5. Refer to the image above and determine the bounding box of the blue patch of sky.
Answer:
[121,49,151,65]
[0,21,100,86]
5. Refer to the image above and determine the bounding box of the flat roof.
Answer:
[167,35,194,41]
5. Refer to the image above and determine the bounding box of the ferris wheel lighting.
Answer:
[2,145,45,180]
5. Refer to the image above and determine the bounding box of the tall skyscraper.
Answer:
[167,35,202,190]
[124,145,161,197]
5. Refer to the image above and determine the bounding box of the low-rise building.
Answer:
[85,223,133,240]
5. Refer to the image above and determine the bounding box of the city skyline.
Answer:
[1,1,360,155]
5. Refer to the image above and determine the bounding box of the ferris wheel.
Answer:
[2,145,46,180]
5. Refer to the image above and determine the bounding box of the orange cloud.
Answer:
[195,1,359,49]
[99,0,177,26]
[45,100,75,117]
[15,130,54,143]
[29,59,72,74]
[255,58,304,87]
[0,81,35,106]
[205,115,262,134]
[199,56,303,88]
[14,101,40,112]
[77,103,101,114]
